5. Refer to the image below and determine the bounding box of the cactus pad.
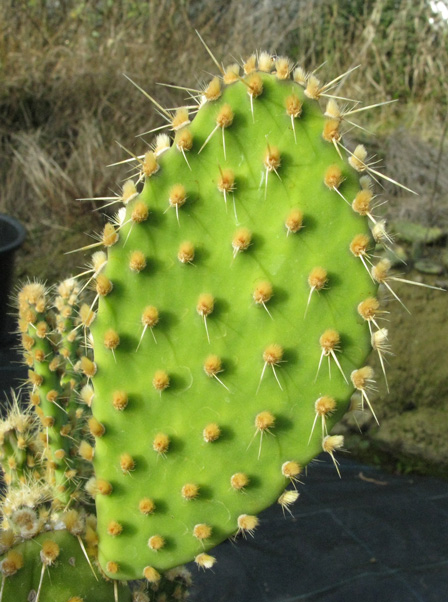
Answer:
[0,528,132,602]
[90,59,378,579]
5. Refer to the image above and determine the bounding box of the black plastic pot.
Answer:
[0,214,26,339]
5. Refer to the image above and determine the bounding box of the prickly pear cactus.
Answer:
[87,52,383,581]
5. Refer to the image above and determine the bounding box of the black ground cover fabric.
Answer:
[188,457,448,601]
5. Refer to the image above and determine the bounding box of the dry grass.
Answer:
[1,0,447,280]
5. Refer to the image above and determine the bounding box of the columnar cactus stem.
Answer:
[17,283,75,505]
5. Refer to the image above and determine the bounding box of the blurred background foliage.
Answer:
[1,0,448,475]
[1,1,447,240]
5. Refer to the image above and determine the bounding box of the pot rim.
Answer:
[0,214,26,254]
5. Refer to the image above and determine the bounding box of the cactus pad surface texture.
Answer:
[90,53,379,580]
[0,529,131,601]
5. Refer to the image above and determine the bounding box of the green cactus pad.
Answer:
[90,65,377,579]
[0,528,131,601]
